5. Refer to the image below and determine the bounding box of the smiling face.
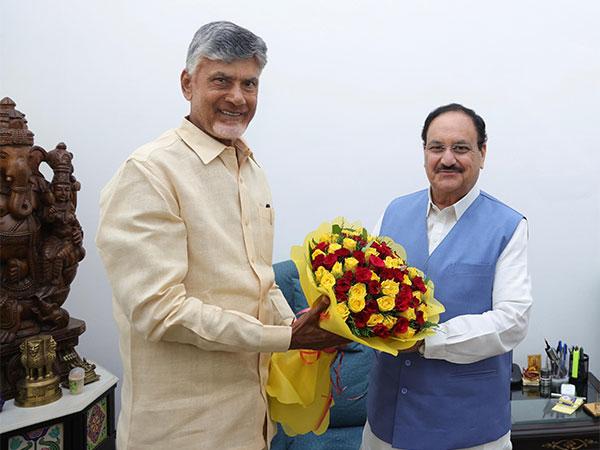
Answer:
[181,57,260,146]
[424,111,486,209]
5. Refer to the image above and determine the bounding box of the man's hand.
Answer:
[398,340,423,354]
[289,296,351,350]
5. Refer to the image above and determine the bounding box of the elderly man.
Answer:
[96,22,345,450]
[362,104,532,450]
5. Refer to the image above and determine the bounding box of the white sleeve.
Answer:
[424,219,532,364]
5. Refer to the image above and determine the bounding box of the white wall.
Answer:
[3,0,599,412]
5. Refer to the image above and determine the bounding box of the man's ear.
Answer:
[181,69,192,101]
[480,143,487,170]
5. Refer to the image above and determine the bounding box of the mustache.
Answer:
[435,164,463,173]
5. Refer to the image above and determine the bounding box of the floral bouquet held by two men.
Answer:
[267,218,445,436]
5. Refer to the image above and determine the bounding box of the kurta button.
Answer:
[401,388,408,394]
[405,360,411,367]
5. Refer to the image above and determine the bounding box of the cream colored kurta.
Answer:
[96,118,294,450]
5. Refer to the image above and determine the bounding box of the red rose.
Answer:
[353,250,365,264]
[355,267,372,283]
[395,297,410,312]
[413,276,427,293]
[410,297,420,308]
[416,310,425,326]
[379,243,393,258]
[369,255,386,269]
[373,323,390,338]
[335,291,348,302]
[315,241,329,252]
[393,269,405,282]
[335,248,351,258]
[342,271,354,282]
[335,277,352,293]
[312,253,325,271]
[365,299,379,314]
[323,253,338,270]
[399,284,413,302]
[354,311,370,329]
[393,317,410,336]
[368,280,381,295]
[379,268,395,280]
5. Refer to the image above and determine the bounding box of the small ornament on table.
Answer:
[15,335,62,407]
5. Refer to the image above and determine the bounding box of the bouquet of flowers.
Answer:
[267,218,445,436]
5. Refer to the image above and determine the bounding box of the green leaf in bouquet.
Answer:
[347,316,372,338]
[332,224,342,235]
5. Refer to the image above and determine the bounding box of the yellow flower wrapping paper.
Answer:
[267,217,445,436]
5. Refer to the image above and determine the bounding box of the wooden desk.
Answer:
[0,365,117,450]
[511,372,600,450]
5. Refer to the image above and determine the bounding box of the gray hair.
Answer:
[185,21,267,74]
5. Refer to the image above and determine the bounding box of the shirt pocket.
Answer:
[257,204,274,264]
[450,263,494,314]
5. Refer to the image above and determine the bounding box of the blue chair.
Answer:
[271,260,375,450]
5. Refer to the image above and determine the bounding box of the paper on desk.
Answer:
[552,397,584,415]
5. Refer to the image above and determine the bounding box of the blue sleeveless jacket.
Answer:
[366,189,523,450]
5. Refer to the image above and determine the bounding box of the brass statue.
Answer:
[15,335,62,407]
[0,97,96,401]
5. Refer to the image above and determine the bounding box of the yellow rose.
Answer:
[318,234,330,243]
[384,256,401,268]
[407,267,421,279]
[364,247,379,259]
[348,296,365,313]
[315,266,328,283]
[336,302,350,320]
[331,261,344,278]
[343,238,357,252]
[328,243,342,254]
[344,257,359,272]
[401,308,416,321]
[381,280,400,297]
[402,274,412,286]
[382,315,398,330]
[367,313,385,327]
[377,295,396,312]
[413,291,422,301]
[371,272,380,282]
[320,271,336,290]
[348,283,367,300]
[312,249,326,260]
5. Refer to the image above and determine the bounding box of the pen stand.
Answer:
[569,352,589,397]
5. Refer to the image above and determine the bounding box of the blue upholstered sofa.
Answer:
[270,260,375,450]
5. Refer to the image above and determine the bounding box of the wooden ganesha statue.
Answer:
[0,97,85,344]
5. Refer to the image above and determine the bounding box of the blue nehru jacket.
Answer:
[367,189,523,450]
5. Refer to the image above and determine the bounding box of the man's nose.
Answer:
[225,85,245,106]
[440,147,456,165]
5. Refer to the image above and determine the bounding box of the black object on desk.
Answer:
[511,363,523,389]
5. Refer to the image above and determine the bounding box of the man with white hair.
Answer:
[96,21,345,449]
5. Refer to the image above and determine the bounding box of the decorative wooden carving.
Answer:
[0,97,95,400]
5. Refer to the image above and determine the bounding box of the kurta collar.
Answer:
[427,184,480,221]
[176,118,254,165]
